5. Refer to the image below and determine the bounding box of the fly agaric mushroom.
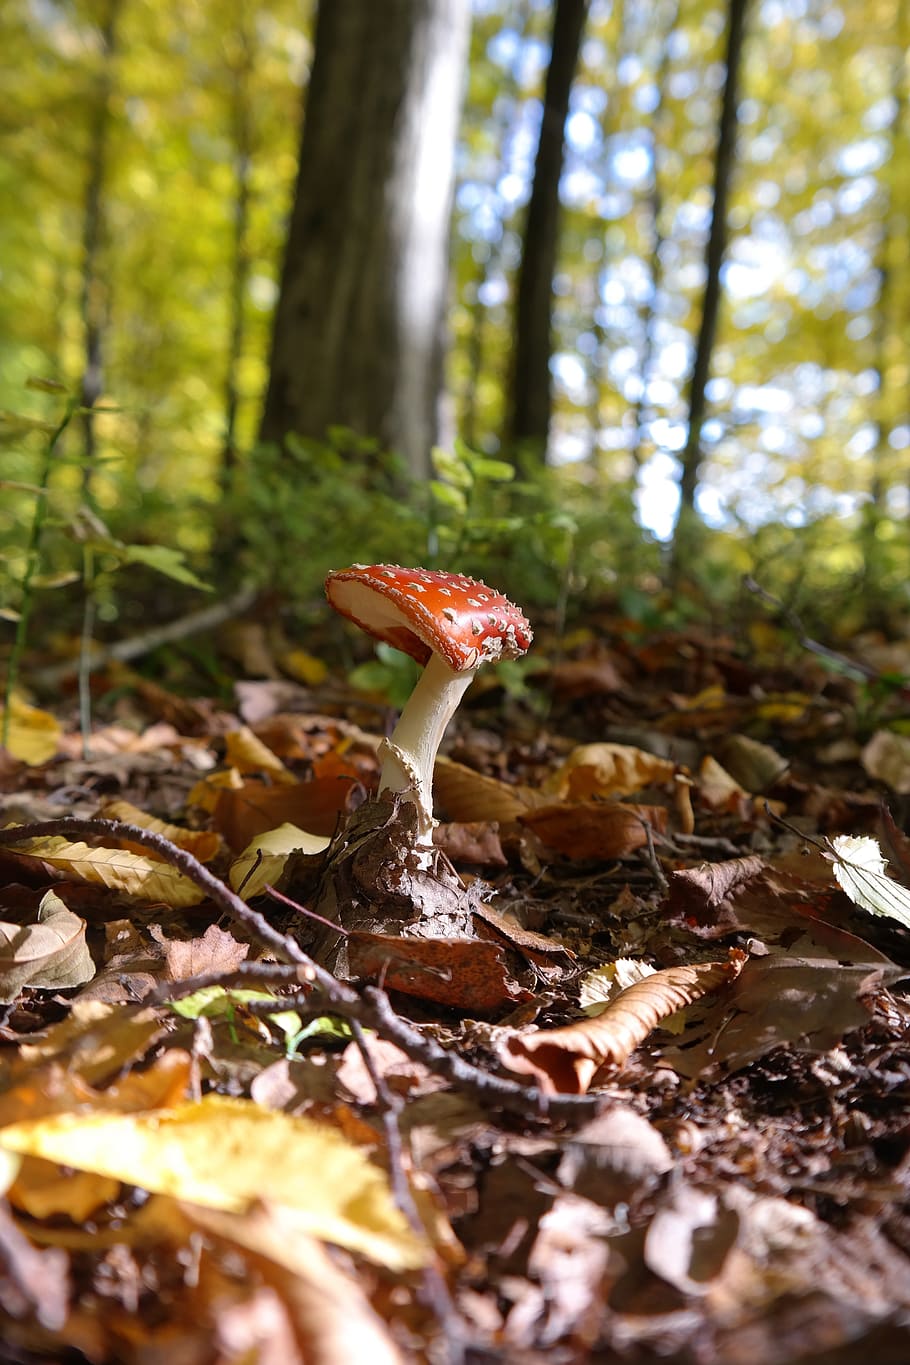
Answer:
[326,565,532,844]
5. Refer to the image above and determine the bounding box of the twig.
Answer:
[0,817,307,965]
[744,576,909,693]
[0,817,605,1119]
[31,583,259,690]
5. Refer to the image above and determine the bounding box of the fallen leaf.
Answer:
[714,734,789,791]
[163,922,250,980]
[178,1203,405,1365]
[213,776,361,848]
[15,1001,165,1086]
[644,1183,740,1295]
[433,754,536,822]
[99,798,223,861]
[0,1201,69,1329]
[224,726,297,784]
[434,821,508,867]
[826,834,910,929]
[557,1107,673,1205]
[861,730,910,794]
[501,952,746,1093]
[229,822,330,900]
[543,743,675,801]
[347,931,535,1012]
[0,696,61,766]
[662,955,894,1077]
[0,1095,425,1269]
[5,832,204,907]
[520,801,668,860]
[0,889,95,1002]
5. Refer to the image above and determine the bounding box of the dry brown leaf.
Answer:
[433,754,537,823]
[99,799,223,862]
[163,923,250,982]
[500,951,747,1093]
[543,742,676,801]
[6,832,204,907]
[519,801,667,860]
[347,931,534,1012]
[16,1001,165,1086]
[433,820,508,867]
[177,1203,405,1365]
[0,890,94,1003]
[224,726,297,784]
[213,776,361,849]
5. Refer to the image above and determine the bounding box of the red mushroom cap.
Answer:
[325,565,532,671]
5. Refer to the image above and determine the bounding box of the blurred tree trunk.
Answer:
[863,0,908,593]
[260,0,470,479]
[629,0,679,470]
[79,0,121,493]
[221,9,255,500]
[506,0,589,462]
[670,0,749,575]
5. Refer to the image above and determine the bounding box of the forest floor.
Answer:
[1,603,910,1363]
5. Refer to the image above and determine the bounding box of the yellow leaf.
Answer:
[100,799,223,862]
[279,648,329,686]
[0,1096,426,1269]
[0,696,61,766]
[224,727,296,784]
[229,822,329,900]
[7,834,203,907]
[11,1159,119,1221]
[187,765,244,814]
[544,743,676,801]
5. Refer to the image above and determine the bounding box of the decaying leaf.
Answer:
[543,742,675,800]
[520,801,667,860]
[0,1095,426,1269]
[827,834,910,929]
[347,931,534,1012]
[661,954,895,1077]
[433,754,537,822]
[99,798,223,862]
[14,1001,166,1087]
[5,832,204,906]
[0,890,95,1002]
[501,952,747,1093]
[229,822,330,900]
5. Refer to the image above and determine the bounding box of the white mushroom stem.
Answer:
[377,650,476,846]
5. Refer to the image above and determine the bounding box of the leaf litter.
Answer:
[1,615,910,1361]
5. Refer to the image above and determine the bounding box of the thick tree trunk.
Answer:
[506,0,588,461]
[670,0,749,570]
[259,0,470,479]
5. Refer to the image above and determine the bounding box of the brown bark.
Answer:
[506,0,589,461]
[259,0,470,479]
[671,0,749,566]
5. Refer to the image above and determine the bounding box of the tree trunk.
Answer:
[221,11,254,501]
[259,0,470,479]
[79,0,121,493]
[670,0,749,571]
[505,0,588,462]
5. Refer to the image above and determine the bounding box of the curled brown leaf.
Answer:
[500,950,747,1094]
